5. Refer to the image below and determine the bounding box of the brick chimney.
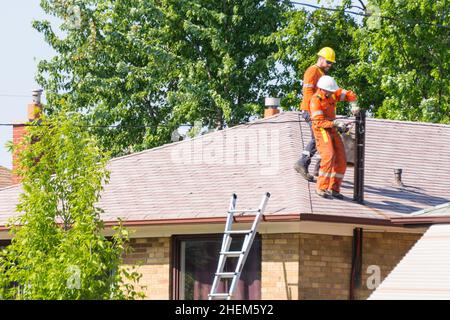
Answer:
[264,97,280,118]
[12,89,43,184]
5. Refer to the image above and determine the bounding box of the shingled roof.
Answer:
[0,166,12,189]
[0,111,449,227]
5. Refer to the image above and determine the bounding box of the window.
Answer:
[0,240,10,249]
[171,234,261,300]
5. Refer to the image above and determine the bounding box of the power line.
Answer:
[0,94,32,98]
[0,117,356,129]
[290,1,450,29]
[0,123,190,129]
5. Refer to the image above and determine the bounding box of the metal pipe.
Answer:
[394,168,405,187]
[353,110,366,204]
[349,227,363,300]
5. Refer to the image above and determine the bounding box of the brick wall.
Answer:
[261,234,300,300]
[298,233,353,299]
[121,232,420,300]
[262,231,421,300]
[355,232,421,299]
[122,237,170,299]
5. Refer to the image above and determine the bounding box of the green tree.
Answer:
[270,2,359,113]
[351,0,450,122]
[0,107,143,299]
[34,0,290,156]
[272,0,449,122]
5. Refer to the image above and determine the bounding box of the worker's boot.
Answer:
[328,190,344,200]
[315,189,331,199]
[294,160,314,182]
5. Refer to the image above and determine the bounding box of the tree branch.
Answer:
[357,0,366,11]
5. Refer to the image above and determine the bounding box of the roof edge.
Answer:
[391,215,450,226]
[0,208,444,229]
[0,212,399,231]
[408,202,450,217]
[0,214,301,231]
[299,213,393,226]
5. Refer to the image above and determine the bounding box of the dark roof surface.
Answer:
[1,111,449,226]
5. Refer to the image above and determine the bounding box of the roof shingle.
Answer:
[0,111,449,226]
[0,166,12,189]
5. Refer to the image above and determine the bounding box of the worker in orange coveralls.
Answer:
[310,75,357,199]
[294,47,336,182]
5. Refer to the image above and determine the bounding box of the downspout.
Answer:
[349,227,363,300]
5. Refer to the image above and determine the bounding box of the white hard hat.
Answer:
[317,75,339,92]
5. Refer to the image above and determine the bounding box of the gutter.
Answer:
[0,212,396,232]
[299,213,393,226]
[390,216,450,226]
[0,214,301,231]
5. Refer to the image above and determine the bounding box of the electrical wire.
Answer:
[0,94,32,98]
[297,112,314,214]
[290,1,450,29]
[0,117,356,129]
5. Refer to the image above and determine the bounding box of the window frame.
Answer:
[170,233,261,300]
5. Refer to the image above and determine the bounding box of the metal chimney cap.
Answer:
[32,89,43,104]
[265,97,280,108]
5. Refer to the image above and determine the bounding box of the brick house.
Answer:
[0,108,449,300]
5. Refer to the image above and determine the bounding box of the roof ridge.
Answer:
[367,117,450,128]
[109,112,286,163]
[411,201,450,217]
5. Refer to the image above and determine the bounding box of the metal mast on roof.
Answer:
[353,110,366,204]
[208,192,270,300]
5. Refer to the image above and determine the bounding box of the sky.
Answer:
[0,1,59,169]
[0,0,358,170]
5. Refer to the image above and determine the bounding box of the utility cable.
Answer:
[290,1,450,29]
[0,117,356,129]
[297,112,314,215]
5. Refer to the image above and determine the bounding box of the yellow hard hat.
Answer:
[317,47,336,63]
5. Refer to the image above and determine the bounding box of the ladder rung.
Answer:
[220,251,244,257]
[215,272,237,278]
[224,230,252,234]
[208,293,230,298]
[228,209,260,214]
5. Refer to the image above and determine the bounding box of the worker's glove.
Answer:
[347,90,357,102]
[333,120,348,134]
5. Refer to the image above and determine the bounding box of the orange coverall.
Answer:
[300,65,325,112]
[310,88,357,193]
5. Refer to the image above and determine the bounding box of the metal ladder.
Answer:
[208,192,270,300]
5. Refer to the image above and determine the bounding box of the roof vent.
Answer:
[394,168,405,187]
